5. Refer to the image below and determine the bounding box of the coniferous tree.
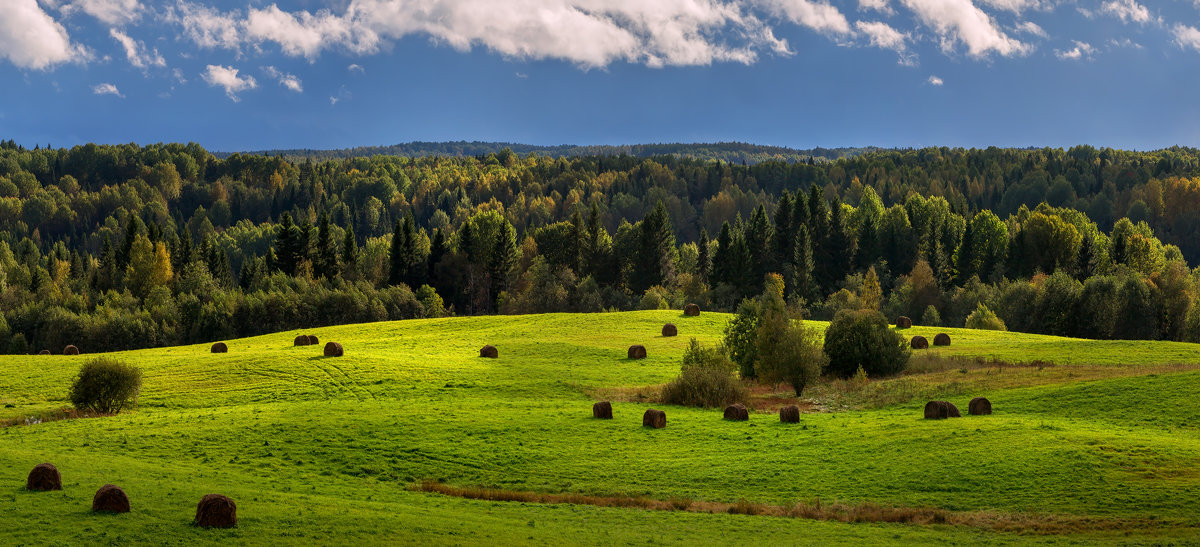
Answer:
[342,223,358,272]
[807,186,830,289]
[315,211,339,278]
[388,219,406,286]
[792,224,815,301]
[274,213,302,275]
[712,221,734,287]
[746,204,772,290]
[826,196,856,286]
[632,202,676,293]
[772,190,795,273]
[855,213,879,272]
[427,227,445,283]
[490,220,518,299]
[696,227,711,282]
[953,219,976,285]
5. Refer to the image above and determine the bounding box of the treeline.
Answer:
[229,141,872,165]
[0,140,1198,353]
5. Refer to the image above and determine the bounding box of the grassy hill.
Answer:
[1,311,1199,545]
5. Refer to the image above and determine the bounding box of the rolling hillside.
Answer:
[1,311,1199,545]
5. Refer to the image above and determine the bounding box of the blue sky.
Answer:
[1,0,1198,151]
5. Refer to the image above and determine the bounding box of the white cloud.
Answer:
[167,0,802,69]
[900,0,1030,58]
[1174,24,1200,52]
[92,82,123,97]
[976,0,1041,14]
[0,0,88,69]
[756,0,853,35]
[1101,0,1153,25]
[1015,21,1047,39]
[928,75,943,85]
[347,63,364,73]
[1108,37,1143,49]
[110,28,165,69]
[855,20,915,64]
[1054,40,1095,60]
[202,64,257,101]
[262,66,303,92]
[49,0,142,26]
[858,0,892,13]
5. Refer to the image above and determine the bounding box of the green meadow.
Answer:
[2,310,1200,545]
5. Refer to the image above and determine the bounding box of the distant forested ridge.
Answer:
[225,141,876,165]
[1,138,1199,353]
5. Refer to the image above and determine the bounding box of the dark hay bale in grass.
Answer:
[323,342,344,357]
[92,484,130,513]
[779,405,800,423]
[593,401,613,419]
[969,397,992,415]
[933,333,951,346]
[307,335,319,345]
[63,345,80,355]
[210,342,228,353]
[480,345,498,358]
[195,494,237,528]
[924,401,961,419]
[684,303,700,316]
[911,335,929,350]
[38,350,51,355]
[643,408,666,428]
[661,323,678,337]
[723,403,749,421]
[26,463,62,491]
[896,316,912,329]
[293,335,310,346]
[627,345,647,359]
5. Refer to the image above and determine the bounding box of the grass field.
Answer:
[2,310,1199,545]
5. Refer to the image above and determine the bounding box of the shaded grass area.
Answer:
[1,311,1200,544]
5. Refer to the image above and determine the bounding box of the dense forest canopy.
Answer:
[1,138,1199,353]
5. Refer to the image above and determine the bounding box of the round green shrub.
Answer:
[823,309,910,378]
[69,358,143,414]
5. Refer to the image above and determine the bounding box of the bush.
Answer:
[823,309,910,378]
[69,358,143,414]
[723,298,761,379]
[661,339,748,408]
[755,293,826,396]
[965,303,1007,331]
[920,305,942,327]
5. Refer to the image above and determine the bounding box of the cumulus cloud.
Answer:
[0,0,88,69]
[1101,0,1153,25]
[928,75,943,86]
[167,0,802,68]
[1015,21,1048,39]
[855,20,914,64]
[263,65,303,92]
[1174,24,1200,52]
[857,0,892,13]
[110,28,165,69]
[49,0,143,26]
[203,64,257,101]
[1054,40,1095,60]
[347,63,364,73]
[900,0,1029,58]
[92,82,123,97]
[976,0,1042,14]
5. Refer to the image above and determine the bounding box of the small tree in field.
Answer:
[824,309,910,377]
[755,273,827,395]
[69,358,143,414]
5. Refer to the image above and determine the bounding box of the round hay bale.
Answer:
[911,335,929,350]
[293,335,310,346]
[210,342,228,353]
[26,463,62,491]
[779,405,800,423]
[63,345,79,355]
[593,401,613,419]
[933,333,951,346]
[627,345,647,360]
[194,494,237,528]
[642,408,666,428]
[323,342,344,357]
[924,400,962,419]
[661,323,678,337]
[480,345,498,358]
[723,403,749,421]
[969,397,992,415]
[684,303,701,316]
[38,350,51,356]
[896,316,912,329]
[92,484,130,513]
[306,335,319,345]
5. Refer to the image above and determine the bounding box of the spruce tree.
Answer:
[826,196,856,286]
[632,202,676,293]
[696,227,711,282]
[772,190,795,273]
[388,219,406,286]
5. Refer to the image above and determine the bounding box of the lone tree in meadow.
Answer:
[824,309,910,378]
[755,274,826,396]
[69,358,143,414]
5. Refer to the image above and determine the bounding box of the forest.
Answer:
[1,139,1200,353]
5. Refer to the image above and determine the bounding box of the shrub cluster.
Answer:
[661,339,748,408]
[69,358,143,414]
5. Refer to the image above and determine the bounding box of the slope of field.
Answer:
[1,311,1198,545]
